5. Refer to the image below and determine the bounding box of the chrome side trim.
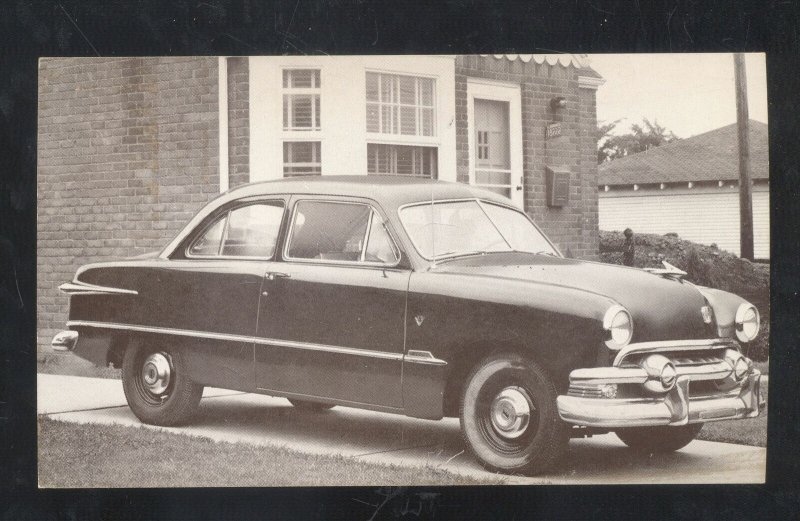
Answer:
[66,320,403,361]
[612,338,737,367]
[59,281,138,296]
[404,350,447,366]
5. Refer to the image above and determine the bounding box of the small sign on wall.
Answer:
[546,122,562,139]
[546,166,570,207]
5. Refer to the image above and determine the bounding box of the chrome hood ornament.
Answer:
[643,261,688,280]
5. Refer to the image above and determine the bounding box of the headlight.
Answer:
[735,303,760,342]
[603,305,633,349]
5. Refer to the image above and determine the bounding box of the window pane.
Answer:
[400,106,416,135]
[284,69,319,88]
[367,144,437,178]
[365,212,399,264]
[221,203,284,258]
[189,217,226,256]
[380,75,395,103]
[399,76,416,104]
[420,107,434,136]
[366,72,379,101]
[380,105,395,134]
[288,202,371,261]
[399,201,510,259]
[285,94,314,129]
[366,103,380,133]
[419,78,434,106]
[481,203,557,255]
[283,142,321,177]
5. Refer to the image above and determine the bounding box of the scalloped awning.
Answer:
[481,54,591,68]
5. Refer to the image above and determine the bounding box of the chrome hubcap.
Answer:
[142,352,171,395]
[489,386,532,439]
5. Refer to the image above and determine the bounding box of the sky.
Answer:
[588,53,768,139]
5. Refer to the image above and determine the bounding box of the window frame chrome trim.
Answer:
[282,199,402,268]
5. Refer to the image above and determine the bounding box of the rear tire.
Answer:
[459,352,569,475]
[288,398,335,412]
[122,342,203,426]
[615,423,703,453]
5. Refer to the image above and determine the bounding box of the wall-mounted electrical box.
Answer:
[546,166,570,207]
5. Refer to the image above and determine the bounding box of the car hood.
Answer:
[433,252,714,342]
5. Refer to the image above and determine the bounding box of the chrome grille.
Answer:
[671,353,725,367]
[620,349,727,369]
[568,383,604,398]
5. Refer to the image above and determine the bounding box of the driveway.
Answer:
[37,373,766,485]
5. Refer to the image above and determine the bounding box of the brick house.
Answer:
[37,54,604,350]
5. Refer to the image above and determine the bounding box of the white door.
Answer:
[472,98,523,207]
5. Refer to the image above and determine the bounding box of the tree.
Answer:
[597,118,679,164]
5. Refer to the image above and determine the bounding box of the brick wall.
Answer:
[37,57,220,349]
[227,57,250,188]
[454,55,599,259]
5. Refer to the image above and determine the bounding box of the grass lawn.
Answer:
[38,417,504,487]
[696,386,768,447]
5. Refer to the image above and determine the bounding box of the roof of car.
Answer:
[219,175,513,210]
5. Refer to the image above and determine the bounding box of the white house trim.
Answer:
[578,75,605,90]
[466,78,524,208]
[248,56,456,183]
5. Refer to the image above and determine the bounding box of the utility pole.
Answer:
[734,53,754,260]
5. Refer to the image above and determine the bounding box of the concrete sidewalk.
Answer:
[37,373,766,485]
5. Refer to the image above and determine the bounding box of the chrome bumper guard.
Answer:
[51,330,79,352]
[557,339,765,428]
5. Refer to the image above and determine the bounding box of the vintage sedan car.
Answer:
[52,176,765,475]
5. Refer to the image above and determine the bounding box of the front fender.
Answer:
[693,285,753,340]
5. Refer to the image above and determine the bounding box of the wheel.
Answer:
[459,352,569,475]
[288,398,335,412]
[121,342,204,426]
[615,423,703,453]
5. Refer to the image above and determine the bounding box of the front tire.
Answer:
[615,423,703,453]
[122,342,204,426]
[459,352,569,475]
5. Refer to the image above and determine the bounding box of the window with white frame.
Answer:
[367,144,437,178]
[283,69,321,131]
[366,72,435,137]
[283,141,321,177]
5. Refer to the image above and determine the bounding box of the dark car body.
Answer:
[54,176,764,474]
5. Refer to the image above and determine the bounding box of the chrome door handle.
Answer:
[266,272,291,281]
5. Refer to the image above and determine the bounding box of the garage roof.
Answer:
[598,120,768,186]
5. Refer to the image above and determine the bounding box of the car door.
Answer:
[254,197,409,409]
[161,197,288,391]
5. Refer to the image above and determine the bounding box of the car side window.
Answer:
[188,216,226,256]
[364,212,400,264]
[188,201,284,258]
[286,200,398,265]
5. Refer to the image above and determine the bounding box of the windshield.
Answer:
[399,200,559,260]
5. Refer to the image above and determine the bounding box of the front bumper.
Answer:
[556,339,766,428]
